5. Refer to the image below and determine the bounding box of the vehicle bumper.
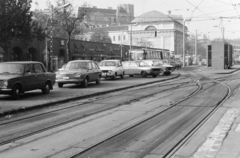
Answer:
[56,78,83,83]
[148,71,160,75]
[101,72,114,78]
[0,88,12,94]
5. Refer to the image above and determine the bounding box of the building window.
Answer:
[118,36,120,41]
[113,36,115,41]
[123,35,126,40]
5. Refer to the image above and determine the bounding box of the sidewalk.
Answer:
[196,64,240,74]
[188,65,240,158]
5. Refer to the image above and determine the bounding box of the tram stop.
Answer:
[207,41,233,69]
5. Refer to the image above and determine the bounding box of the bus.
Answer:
[129,48,170,61]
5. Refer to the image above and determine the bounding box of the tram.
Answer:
[129,48,170,61]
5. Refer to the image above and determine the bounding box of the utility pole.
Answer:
[195,30,197,65]
[182,19,191,67]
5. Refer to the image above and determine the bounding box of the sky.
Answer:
[32,0,240,40]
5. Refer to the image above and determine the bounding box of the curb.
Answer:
[0,74,180,117]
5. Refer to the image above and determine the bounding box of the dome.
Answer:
[131,10,173,23]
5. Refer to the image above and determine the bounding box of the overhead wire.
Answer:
[228,0,240,16]
[189,0,205,20]
[185,0,215,20]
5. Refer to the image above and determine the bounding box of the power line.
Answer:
[228,0,240,16]
[189,0,205,20]
[214,0,232,5]
[185,0,215,20]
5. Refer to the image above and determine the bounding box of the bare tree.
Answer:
[53,0,91,62]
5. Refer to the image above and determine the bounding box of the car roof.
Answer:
[101,60,120,62]
[68,60,92,63]
[2,61,43,64]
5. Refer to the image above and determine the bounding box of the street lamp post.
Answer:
[182,19,191,67]
[45,3,70,71]
[129,23,138,61]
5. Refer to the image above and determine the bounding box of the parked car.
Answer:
[142,59,172,76]
[161,59,175,73]
[58,64,67,71]
[98,60,125,79]
[0,61,56,99]
[122,60,161,78]
[56,60,102,88]
[175,60,183,69]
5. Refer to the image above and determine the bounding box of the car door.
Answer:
[33,63,46,89]
[87,62,95,82]
[92,62,100,80]
[24,64,37,91]
[117,61,124,74]
[130,62,139,74]
[122,62,130,75]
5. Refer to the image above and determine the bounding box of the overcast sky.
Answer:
[32,0,240,40]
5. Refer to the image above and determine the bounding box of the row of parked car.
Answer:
[0,59,181,99]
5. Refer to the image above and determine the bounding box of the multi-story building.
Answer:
[80,10,187,55]
[79,4,134,27]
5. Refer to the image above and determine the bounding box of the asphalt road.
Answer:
[0,73,179,114]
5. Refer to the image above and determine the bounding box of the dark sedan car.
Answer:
[56,60,102,88]
[0,61,56,99]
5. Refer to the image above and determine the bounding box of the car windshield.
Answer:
[100,61,117,66]
[65,62,88,70]
[152,61,160,66]
[143,61,153,66]
[136,61,150,67]
[0,63,24,75]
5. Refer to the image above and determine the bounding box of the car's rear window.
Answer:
[0,63,24,75]
[66,62,88,70]
[99,61,117,66]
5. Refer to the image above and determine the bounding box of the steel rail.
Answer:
[0,73,194,146]
[67,73,204,158]
[161,72,240,158]
[0,73,182,118]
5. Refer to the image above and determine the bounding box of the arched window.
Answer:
[145,26,157,31]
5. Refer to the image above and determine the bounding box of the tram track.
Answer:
[1,70,235,158]
[69,71,238,158]
[0,72,196,147]
[0,73,183,117]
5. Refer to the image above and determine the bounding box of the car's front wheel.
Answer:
[112,73,117,80]
[11,84,21,100]
[141,71,148,78]
[120,72,124,79]
[96,75,101,84]
[42,82,51,94]
[81,77,88,88]
[58,83,63,88]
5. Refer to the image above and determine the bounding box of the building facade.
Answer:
[80,10,187,55]
[79,4,134,27]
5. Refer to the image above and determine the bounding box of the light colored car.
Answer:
[122,60,161,78]
[162,59,176,72]
[143,60,173,76]
[0,62,55,99]
[58,64,67,71]
[98,60,125,79]
[56,60,102,88]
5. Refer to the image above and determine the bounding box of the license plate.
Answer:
[102,73,106,76]
[63,77,69,79]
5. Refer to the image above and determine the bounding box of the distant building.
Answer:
[78,4,134,27]
[79,10,187,55]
